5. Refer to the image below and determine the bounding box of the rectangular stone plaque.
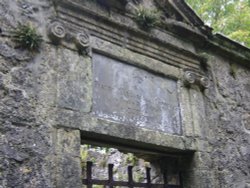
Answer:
[92,53,182,135]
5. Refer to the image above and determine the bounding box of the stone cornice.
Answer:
[207,34,250,68]
[54,0,205,72]
[52,0,250,71]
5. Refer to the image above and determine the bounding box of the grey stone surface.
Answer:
[92,53,181,134]
[57,48,92,112]
[0,1,57,187]
[202,55,250,188]
[55,129,81,188]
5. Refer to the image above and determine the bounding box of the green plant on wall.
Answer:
[229,63,238,79]
[134,6,160,30]
[12,23,43,51]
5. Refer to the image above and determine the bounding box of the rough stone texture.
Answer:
[0,44,55,186]
[0,0,56,185]
[203,55,250,187]
[55,129,81,188]
[0,0,249,188]
[1,1,61,187]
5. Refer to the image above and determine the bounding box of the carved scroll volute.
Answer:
[184,71,196,85]
[200,77,210,89]
[48,21,66,44]
[75,29,90,55]
[184,71,210,90]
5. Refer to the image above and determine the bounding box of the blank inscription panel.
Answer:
[92,53,181,135]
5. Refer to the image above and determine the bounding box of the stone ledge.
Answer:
[53,108,210,153]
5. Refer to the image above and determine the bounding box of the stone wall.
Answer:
[204,54,250,187]
[0,1,56,187]
[0,0,249,188]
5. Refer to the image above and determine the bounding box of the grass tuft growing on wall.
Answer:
[12,23,42,51]
[134,6,160,30]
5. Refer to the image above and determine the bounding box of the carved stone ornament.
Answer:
[184,71,196,84]
[48,21,66,43]
[75,30,90,50]
[200,77,210,88]
[184,71,210,89]
[74,29,91,55]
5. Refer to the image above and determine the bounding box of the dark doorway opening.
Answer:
[81,132,185,188]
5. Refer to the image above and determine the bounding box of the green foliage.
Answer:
[185,0,250,47]
[80,149,88,161]
[229,63,238,78]
[12,23,42,51]
[126,153,138,166]
[134,173,145,183]
[80,148,88,168]
[134,6,160,30]
[118,171,126,181]
[93,185,104,188]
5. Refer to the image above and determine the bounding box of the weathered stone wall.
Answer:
[204,54,250,187]
[0,1,83,187]
[0,1,56,187]
[0,0,249,188]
